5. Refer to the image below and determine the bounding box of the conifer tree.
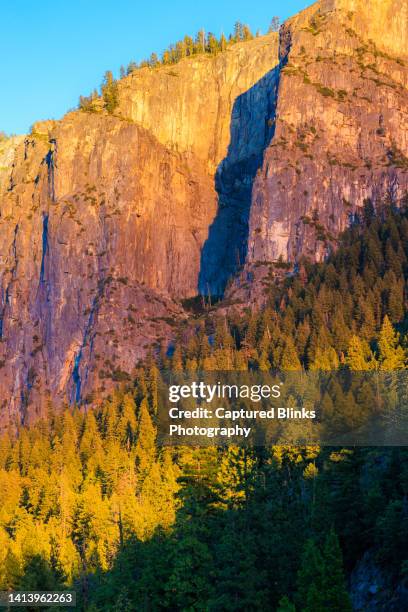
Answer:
[117,394,138,448]
[242,25,253,41]
[233,21,244,42]
[101,71,119,114]
[207,32,219,54]
[310,347,339,371]
[280,337,302,370]
[126,60,137,74]
[80,410,103,465]
[268,16,280,33]
[17,555,61,591]
[295,539,325,610]
[277,595,296,611]
[135,398,156,483]
[322,529,352,611]
[346,336,376,371]
[378,316,406,370]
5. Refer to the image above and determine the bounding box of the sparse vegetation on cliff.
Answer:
[79,71,119,115]
[133,21,256,71]
[78,19,278,113]
[78,90,99,113]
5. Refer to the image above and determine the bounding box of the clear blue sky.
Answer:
[1,0,310,135]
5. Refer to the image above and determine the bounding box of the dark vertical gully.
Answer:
[0,224,19,339]
[43,139,57,202]
[198,25,292,298]
[71,213,110,406]
[40,214,49,283]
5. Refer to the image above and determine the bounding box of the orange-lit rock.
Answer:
[1,0,407,420]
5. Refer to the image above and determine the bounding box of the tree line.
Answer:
[78,17,281,115]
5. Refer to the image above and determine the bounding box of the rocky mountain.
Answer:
[0,0,407,420]
[242,0,408,294]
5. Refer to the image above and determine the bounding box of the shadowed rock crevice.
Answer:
[43,139,57,202]
[71,290,101,405]
[0,224,19,339]
[198,65,281,298]
[39,214,49,284]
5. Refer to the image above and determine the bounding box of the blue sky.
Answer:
[1,0,310,134]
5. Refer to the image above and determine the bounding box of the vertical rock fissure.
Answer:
[43,139,57,202]
[39,213,49,284]
[71,211,110,404]
[0,224,19,339]
[72,291,100,405]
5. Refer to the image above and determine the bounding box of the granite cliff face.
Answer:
[246,0,408,268]
[1,0,407,419]
[0,36,280,418]
[118,35,280,172]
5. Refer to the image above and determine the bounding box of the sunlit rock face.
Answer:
[1,0,407,421]
[0,37,280,419]
[246,0,408,267]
